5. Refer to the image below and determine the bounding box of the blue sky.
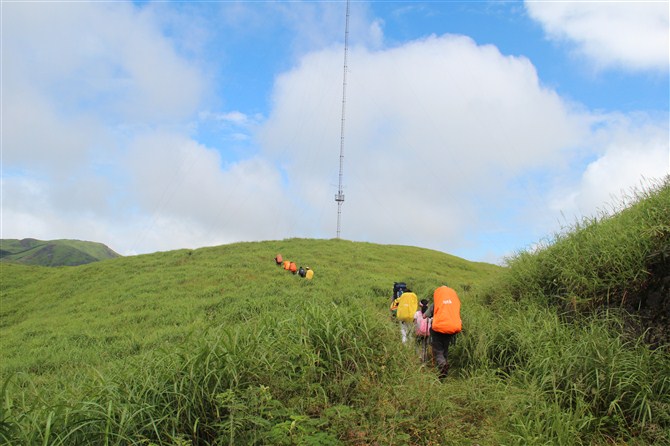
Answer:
[2,1,669,264]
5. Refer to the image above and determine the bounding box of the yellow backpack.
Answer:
[396,292,418,322]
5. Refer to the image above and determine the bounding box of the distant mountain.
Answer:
[0,238,121,266]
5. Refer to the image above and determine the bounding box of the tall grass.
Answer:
[497,176,669,313]
[2,178,669,445]
[471,177,670,444]
[4,296,493,445]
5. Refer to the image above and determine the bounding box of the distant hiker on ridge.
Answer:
[274,254,283,266]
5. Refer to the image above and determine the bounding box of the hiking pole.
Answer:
[423,335,428,362]
[422,317,431,363]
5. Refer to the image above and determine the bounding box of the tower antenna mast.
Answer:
[335,0,350,238]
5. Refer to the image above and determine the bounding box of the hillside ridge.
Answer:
[1,230,668,444]
[0,238,121,266]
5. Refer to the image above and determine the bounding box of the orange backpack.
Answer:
[431,286,462,334]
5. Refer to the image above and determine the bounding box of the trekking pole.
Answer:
[422,334,427,363]
[421,318,430,362]
[422,318,431,363]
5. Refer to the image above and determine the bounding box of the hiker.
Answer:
[414,298,430,361]
[392,282,407,304]
[289,262,297,274]
[298,266,306,277]
[390,297,400,320]
[414,298,429,337]
[274,253,283,265]
[283,260,291,270]
[305,267,314,280]
[396,288,418,344]
[424,285,462,378]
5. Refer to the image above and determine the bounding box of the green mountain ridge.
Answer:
[0,238,121,266]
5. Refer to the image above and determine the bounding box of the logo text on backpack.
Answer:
[443,299,452,304]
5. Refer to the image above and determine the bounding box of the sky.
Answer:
[2,0,669,264]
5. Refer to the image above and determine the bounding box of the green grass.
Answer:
[2,239,502,445]
[1,177,669,445]
[494,177,669,314]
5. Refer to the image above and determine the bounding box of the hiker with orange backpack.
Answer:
[423,285,462,378]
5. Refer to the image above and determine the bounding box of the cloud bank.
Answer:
[2,1,667,264]
[525,0,669,72]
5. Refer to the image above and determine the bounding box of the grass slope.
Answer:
[1,239,502,445]
[0,239,121,267]
[491,176,670,347]
[0,239,496,385]
[1,178,668,445]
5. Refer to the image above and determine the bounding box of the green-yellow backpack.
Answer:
[396,292,418,322]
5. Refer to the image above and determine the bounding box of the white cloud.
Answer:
[277,1,382,55]
[2,0,207,179]
[368,19,385,49]
[259,34,591,252]
[199,110,260,127]
[526,1,669,72]
[3,2,204,124]
[550,115,669,217]
[2,85,104,176]
[1,175,119,248]
[1,2,208,252]
[2,1,666,263]
[121,131,298,254]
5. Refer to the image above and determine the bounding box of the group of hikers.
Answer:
[390,282,462,379]
[271,254,457,377]
[274,253,314,280]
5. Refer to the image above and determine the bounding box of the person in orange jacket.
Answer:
[423,284,462,378]
[289,261,297,274]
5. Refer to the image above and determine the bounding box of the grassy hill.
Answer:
[0,238,121,266]
[1,239,504,445]
[0,178,668,445]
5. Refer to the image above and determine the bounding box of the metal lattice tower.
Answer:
[335,0,350,239]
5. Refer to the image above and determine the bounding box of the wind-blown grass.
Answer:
[475,177,670,445]
[1,179,669,444]
[498,177,669,314]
